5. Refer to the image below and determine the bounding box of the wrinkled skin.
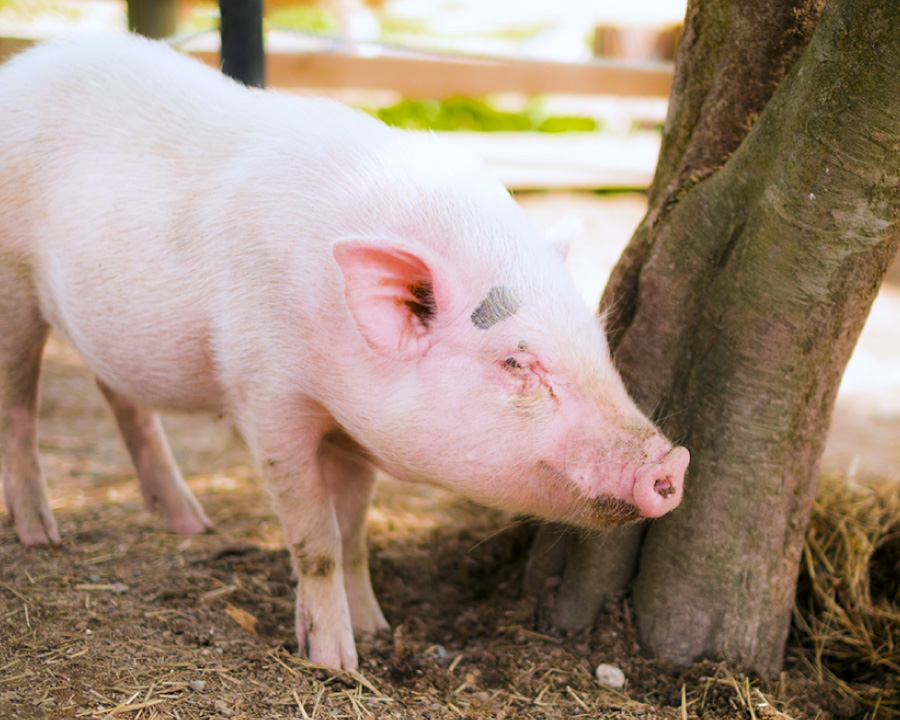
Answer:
[0,34,689,669]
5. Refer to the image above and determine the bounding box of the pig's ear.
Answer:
[333,238,454,360]
[543,214,582,261]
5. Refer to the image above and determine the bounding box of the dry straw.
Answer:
[792,476,900,716]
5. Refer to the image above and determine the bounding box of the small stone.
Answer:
[595,663,626,689]
[214,699,233,716]
[189,680,206,692]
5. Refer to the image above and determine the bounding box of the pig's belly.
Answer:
[37,275,226,414]
[78,329,223,413]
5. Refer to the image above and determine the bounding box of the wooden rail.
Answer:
[1,34,673,98]
[194,49,673,98]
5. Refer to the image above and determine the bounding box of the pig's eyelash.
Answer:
[504,357,523,370]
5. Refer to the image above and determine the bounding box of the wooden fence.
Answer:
[0,33,673,98]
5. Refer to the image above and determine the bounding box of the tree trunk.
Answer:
[127,0,178,39]
[529,0,900,678]
[528,0,825,629]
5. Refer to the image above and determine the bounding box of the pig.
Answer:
[0,33,689,669]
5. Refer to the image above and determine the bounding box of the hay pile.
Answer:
[792,477,900,716]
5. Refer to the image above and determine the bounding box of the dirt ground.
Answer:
[1,192,895,720]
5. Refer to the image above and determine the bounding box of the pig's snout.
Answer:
[632,446,689,518]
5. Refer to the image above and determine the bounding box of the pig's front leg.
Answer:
[320,437,388,637]
[254,417,357,669]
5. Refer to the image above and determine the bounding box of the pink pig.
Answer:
[0,34,688,668]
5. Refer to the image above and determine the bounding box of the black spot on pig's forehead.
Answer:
[471,286,520,329]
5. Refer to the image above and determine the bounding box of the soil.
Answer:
[0,193,889,720]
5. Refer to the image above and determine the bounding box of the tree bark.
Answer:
[608,0,826,355]
[530,0,900,678]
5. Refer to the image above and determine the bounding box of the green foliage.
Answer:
[267,5,339,35]
[0,0,79,20]
[537,115,597,133]
[373,97,598,133]
[380,17,552,42]
[180,1,219,33]
[378,15,430,36]
[484,22,555,42]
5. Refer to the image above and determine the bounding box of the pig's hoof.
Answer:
[308,636,359,670]
[352,609,390,637]
[16,515,61,547]
[165,512,214,535]
[160,498,214,534]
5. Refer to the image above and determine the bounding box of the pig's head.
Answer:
[325,136,688,531]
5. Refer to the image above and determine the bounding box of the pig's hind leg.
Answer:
[320,438,389,637]
[95,380,212,534]
[0,259,58,545]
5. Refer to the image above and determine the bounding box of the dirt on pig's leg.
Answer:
[252,412,358,669]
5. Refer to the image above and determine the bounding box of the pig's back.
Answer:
[0,34,382,412]
[0,33,373,239]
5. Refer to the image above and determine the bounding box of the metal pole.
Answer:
[219,0,265,88]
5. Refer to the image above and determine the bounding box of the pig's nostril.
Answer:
[633,447,688,518]
[654,478,676,498]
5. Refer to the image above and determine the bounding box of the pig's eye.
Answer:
[502,354,532,375]
[500,353,550,401]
